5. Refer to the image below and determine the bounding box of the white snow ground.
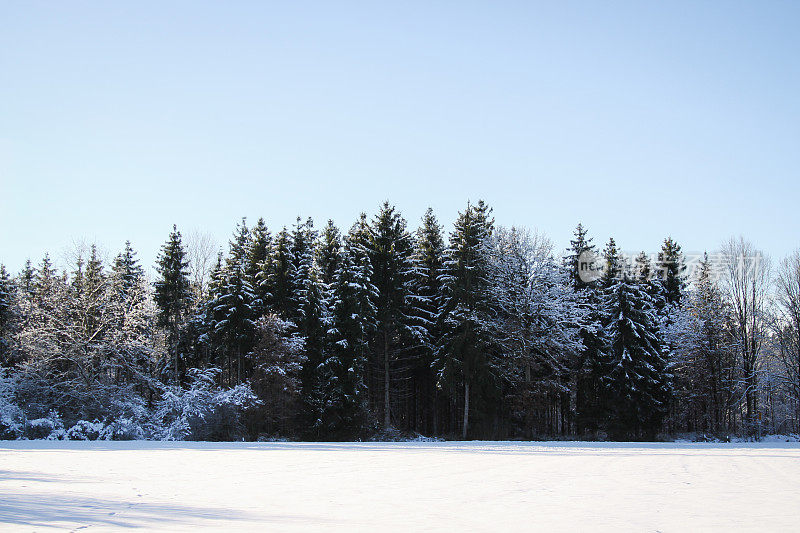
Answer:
[1,440,799,532]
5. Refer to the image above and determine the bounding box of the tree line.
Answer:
[0,201,798,441]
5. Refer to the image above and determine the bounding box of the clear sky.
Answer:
[2,1,798,274]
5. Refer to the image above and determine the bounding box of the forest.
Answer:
[0,200,798,441]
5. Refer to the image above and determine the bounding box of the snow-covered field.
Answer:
[1,440,799,532]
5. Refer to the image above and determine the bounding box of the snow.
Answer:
[1,440,799,531]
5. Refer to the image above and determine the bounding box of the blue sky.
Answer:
[1,1,798,274]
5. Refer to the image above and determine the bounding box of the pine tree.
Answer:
[112,241,145,301]
[563,223,598,289]
[564,224,605,435]
[262,227,295,319]
[435,200,497,439]
[600,272,670,439]
[657,237,686,306]
[154,225,192,384]
[633,251,651,283]
[0,265,18,366]
[290,217,317,323]
[206,220,259,385]
[20,260,35,301]
[315,220,342,289]
[248,218,271,316]
[409,208,445,434]
[320,240,378,438]
[601,237,621,288]
[34,254,58,304]
[247,218,271,283]
[297,268,328,438]
[366,202,416,429]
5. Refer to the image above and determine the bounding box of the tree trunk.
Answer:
[384,331,391,427]
[462,379,469,439]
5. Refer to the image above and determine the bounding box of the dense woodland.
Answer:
[1,201,798,441]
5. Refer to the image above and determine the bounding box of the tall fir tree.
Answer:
[435,200,497,439]
[112,241,145,302]
[0,265,18,366]
[366,202,416,428]
[247,218,271,316]
[262,227,295,319]
[315,220,342,289]
[154,225,192,384]
[600,272,671,439]
[205,220,260,385]
[319,246,377,438]
[409,208,445,434]
[657,237,686,306]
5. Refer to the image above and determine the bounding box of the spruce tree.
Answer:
[154,225,192,384]
[206,220,259,385]
[248,218,271,316]
[0,265,18,365]
[315,220,342,289]
[366,202,416,429]
[600,272,670,439]
[409,208,445,433]
[601,237,621,287]
[435,200,496,439]
[562,224,606,435]
[112,241,145,300]
[262,227,295,319]
[657,237,686,306]
[20,259,35,300]
[563,223,597,289]
[320,237,378,438]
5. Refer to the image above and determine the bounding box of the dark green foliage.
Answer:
[318,244,377,438]
[600,273,670,439]
[365,202,417,428]
[154,225,192,383]
[657,237,686,306]
[435,200,497,439]
[0,265,18,365]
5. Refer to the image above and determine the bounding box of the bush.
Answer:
[100,417,146,440]
[0,371,24,439]
[25,411,66,440]
[65,420,106,440]
[154,367,260,441]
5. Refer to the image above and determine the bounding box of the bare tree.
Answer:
[185,229,218,301]
[775,250,800,432]
[719,237,771,431]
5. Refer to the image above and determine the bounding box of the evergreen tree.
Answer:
[296,268,328,438]
[601,237,621,287]
[20,260,35,300]
[409,208,445,433]
[435,200,497,439]
[315,220,342,289]
[563,223,598,289]
[248,218,271,316]
[206,220,259,385]
[366,202,416,428]
[563,224,605,435]
[633,251,651,282]
[112,241,145,301]
[154,225,192,384]
[600,272,670,439]
[320,240,378,438]
[262,227,295,319]
[657,237,686,306]
[34,254,58,304]
[289,217,317,322]
[0,265,18,365]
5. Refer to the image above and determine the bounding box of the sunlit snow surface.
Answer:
[1,440,799,531]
